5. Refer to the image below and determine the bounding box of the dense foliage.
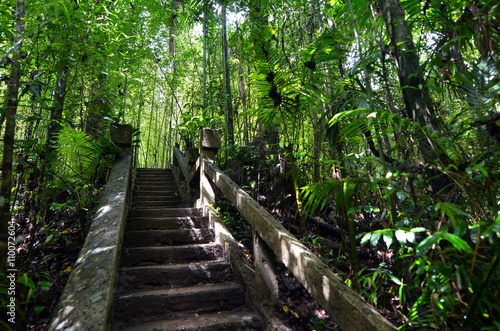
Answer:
[1,0,499,329]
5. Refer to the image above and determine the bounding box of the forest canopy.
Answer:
[1,0,499,329]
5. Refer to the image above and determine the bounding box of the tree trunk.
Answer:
[378,0,443,164]
[234,33,249,144]
[46,68,70,160]
[0,0,25,246]
[202,2,209,115]
[222,0,234,145]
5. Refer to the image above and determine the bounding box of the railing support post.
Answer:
[198,128,221,215]
[110,123,133,157]
[253,229,279,309]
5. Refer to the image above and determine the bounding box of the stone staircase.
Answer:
[112,168,262,330]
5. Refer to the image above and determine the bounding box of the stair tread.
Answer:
[128,209,202,220]
[120,260,231,271]
[113,283,247,322]
[129,207,201,212]
[125,229,213,234]
[126,216,208,221]
[123,229,215,247]
[122,243,222,252]
[120,244,223,267]
[125,217,209,231]
[114,310,262,331]
[117,283,242,298]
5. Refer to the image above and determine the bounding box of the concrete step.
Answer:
[135,175,175,180]
[120,244,223,268]
[117,261,233,291]
[126,216,210,231]
[128,208,202,219]
[123,229,215,247]
[113,283,247,324]
[135,173,175,179]
[133,195,182,203]
[135,168,172,173]
[134,181,177,188]
[133,189,179,197]
[134,183,177,191]
[131,201,183,209]
[114,311,262,331]
[135,173,174,181]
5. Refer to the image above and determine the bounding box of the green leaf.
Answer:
[38,281,51,290]
[395,229,406,244]
[417,233,441,255]
[360,232,371,246]
[370,230,381,247]
[437,202,469,226]
[396,190,410,202]
[387,273,402,286]
[383,231,393,248]
[61,2,71,26]
[35,306,45,316]
[475,165,488,177]
[18,273,35,289]
[45,233,55,245]
[442,233,473,254]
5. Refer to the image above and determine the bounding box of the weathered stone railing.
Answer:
[49,124,133,331]
[193,129,397,331]
[172,145,199,205]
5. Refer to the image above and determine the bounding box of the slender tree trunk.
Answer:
[222,0,234,145]
[230,55,240,141]
[46,68,70,160]
[234,27,249,144]
[1,0,25,245]
[378,0,442,163]
[145,89,155,166]
[135,95,143,167]
[208,36,214,116]
[202,2,209,115]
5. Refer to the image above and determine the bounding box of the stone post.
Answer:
[198,129,222,215]
[110,123,133,158]
[253,229,279,309]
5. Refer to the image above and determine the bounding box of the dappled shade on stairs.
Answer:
[112,168,262,330]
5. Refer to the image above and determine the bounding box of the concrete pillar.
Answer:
[253,229,279,309]
[199,129,222,215]
[199,128,222,160]
[110,123,133,158]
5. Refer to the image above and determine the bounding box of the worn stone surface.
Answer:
[202,158,397,331]
[200,128,222,149]
[117,261,233,290]
[125,216,210,231]
[123,229,215,247]
[254,230,279,308]
[119,244,223,268]
[114,283,246,322]
[110,124,133,157]
[209,207,290,331]
[115,311,262,331]
[49,155,132,331]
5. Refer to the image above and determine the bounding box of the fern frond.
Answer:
[301,180,342,216]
